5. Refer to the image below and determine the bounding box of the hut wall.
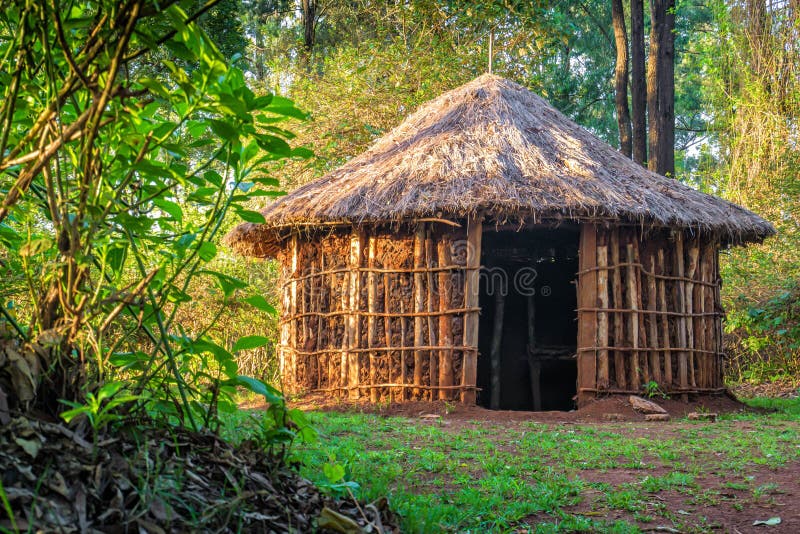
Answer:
[577,225,725,403]
[278,223,475,401]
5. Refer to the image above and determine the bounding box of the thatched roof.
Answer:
[226,74,774,257]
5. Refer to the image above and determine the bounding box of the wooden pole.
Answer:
[367,236,379,401]
[316,251,325,390]
[279,259,291,391]
[526,295,541,411]
[657,248,672,387]
[426,232,438,400]
[685,241,699,388]
[347,232,362,399]
[577,224,598,405]
[383,272,394,400]
[713,245,723,388]
[400,298,407,401]
[462,215,483,404]
[702,242,716,387]
[695,243,707,387]
[610,229,626,389]
[413,226,426,399]
[289,234,299,391]
[633,239,649,385]
[300,253,309,389]
[596,245,610,389]
[437,237,454,400]
[674,232,689,398]
[626,241,641,392]
[646,252,662,384]
[489,290,505,409]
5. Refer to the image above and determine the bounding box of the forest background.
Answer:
[0,0,797,425]
[214,0,800,387]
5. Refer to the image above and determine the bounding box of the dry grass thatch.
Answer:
[226,74,774,257]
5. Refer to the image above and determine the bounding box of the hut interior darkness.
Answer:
[225,74,775,410]
[477,226,579,411]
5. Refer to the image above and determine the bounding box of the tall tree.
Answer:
[647,0,676,176]
[612,0,632,156]
[629,0,647,165]
[301,0,317,55]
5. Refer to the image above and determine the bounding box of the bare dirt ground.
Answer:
[274,391,754,424]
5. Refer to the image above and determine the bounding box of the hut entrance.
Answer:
[477,228,579,411]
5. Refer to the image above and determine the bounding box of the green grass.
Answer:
[223,403,800,533]
[739,396,800,419]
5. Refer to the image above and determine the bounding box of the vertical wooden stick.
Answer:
[400,298,407,401]
[702,242,716,387]
[596,245,610,389]
[289,234,299,392]
[695,243,707,387]
[438,237,454,400]
[626,241,641,392]
[426,232,438,400]
[685,241,699,388]
[713,244,723,388]
[674,232,689,396]
[280,261,291,391]
[646,252,661,384]
[489,290,505,409]
[346,233,362,399]
[413,226,426,400]
[657,248,672,387]
[315,252,325,390]
[367,236,379,401]
[383,272,394,400]
[462,216,483,404]
[633,239,649,385]
[610,229,626,389]
[577,224,598,405]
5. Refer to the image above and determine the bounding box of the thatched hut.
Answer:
[226,74,774,410]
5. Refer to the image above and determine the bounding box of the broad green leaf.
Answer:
[199,270,247,296]
[232,335,270,352]
[230,375,283,404]
[236,209,266,223]
[153,198,183,222]
[197,242,217,261]
[255,134,291,156]
[210,119,238,142]
[244,295,277,314]
[266,105,308,120]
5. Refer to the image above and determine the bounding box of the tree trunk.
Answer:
[647,0,676,177]
[612,0,632,157]
[630,0,647,165]
[300,0,317,64]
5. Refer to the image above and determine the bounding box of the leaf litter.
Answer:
[0,417,398,532]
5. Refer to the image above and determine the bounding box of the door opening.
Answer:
[477,228,579,411]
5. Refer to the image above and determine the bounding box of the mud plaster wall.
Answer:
[277,223,468,401]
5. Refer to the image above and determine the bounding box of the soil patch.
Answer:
[266,391,755,424]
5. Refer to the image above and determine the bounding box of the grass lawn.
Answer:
[227,397,800,533]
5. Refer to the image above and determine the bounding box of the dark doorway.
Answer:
[477,227,579,411]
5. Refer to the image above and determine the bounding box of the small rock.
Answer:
[603,413,624,421]
[645,413,670,422]
[629,395,668,414]
[688,412,717,421]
